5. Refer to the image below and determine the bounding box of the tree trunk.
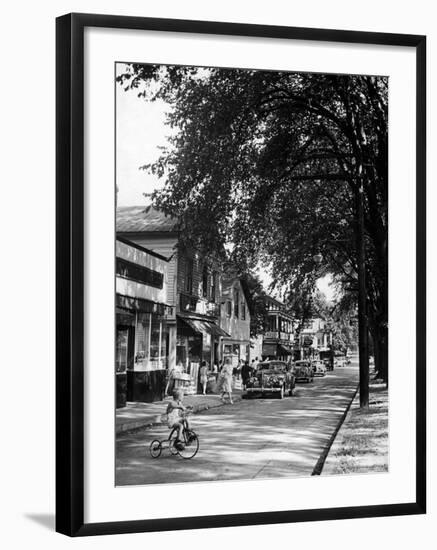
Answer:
[356,180,369,409]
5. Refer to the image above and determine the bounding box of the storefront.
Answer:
[115,238,172,407]
[222,341,250,368]
[176,314,229,393]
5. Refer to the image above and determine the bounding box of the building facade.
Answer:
[262,296,294,361]
[220,277,251,367]
[115,237,172,407]
[117,206,228,395]
[296,317,333,359]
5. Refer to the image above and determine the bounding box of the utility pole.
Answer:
[356,179,369,409]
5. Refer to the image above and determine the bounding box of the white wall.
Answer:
[1,1,435,549]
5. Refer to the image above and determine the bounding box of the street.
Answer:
[116,362,359,486]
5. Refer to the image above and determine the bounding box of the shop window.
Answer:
[135,313,150,367]
[150,316,161,366]
[116,328,129,373]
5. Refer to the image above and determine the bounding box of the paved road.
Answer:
[116,363,359,486]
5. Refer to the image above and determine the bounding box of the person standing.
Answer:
[199,360,208,395]
[221,357,234,404]
[241,360,252,390]
[251,357,259,372]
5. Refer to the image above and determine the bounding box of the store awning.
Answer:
[178,316,230,337]
[262,343,293,357]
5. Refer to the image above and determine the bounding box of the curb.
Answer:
[311,383,359,476]
[116,394,242,434]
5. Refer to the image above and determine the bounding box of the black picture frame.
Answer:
[56,12,426,537]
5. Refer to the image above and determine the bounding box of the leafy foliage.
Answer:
[117,64,388,378]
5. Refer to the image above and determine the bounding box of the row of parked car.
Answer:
[243,357,345,399]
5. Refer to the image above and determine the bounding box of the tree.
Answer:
[117,64,388,388]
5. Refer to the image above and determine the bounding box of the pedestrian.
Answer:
[236,359,243,379]
[164,363,176,397]
[199,360,208,395]
[251,357,259,372]
[221,357,234,404]
[241,360,252,390]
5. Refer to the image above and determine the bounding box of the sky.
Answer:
[116,64,171,207]
[115,63,335,302]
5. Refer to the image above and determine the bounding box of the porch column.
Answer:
[168,324,177,370]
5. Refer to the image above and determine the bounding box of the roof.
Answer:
[221,275,251,305]
[264,294,285,307]
[116,205,178,233]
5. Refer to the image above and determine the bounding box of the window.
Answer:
[202,264,208,298]
[226,301,232,317]
[185,258,193,294]
[234,289,239,318]
[116,258,163,289]
[116,328,129,373]
[241,302,246,320]
[210,271,217,302]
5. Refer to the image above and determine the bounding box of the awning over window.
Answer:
[178,315,230,338]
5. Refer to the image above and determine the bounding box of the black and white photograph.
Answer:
[114,62,389,486]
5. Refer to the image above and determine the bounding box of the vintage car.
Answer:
[244,361,295,399]
[292,360,314,383]
[322,358,333,371]
[334,354,347,368]
[312,360,327,377]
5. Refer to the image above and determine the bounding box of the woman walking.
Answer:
[221,357,234,404]
[199,360,208,395]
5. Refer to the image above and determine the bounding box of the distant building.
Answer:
[220,276,251,367]
[117,206,228,396]
[262,295,294,361]
[297,318,333,359]
[115,237,172,407]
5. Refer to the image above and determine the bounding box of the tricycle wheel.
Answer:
[149,440,162,458]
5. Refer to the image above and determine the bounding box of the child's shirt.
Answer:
[167,400,183,427]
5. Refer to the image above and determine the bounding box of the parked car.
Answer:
[334,356,347,368]
[244,360,295,399]
[322,357,333,371]
[312,360,327,377]
[292,360,314,383]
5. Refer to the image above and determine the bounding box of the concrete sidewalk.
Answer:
[116,391,242,434]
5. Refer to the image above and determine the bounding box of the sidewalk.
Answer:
[116,391,242,434]
[321,378,388,475]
